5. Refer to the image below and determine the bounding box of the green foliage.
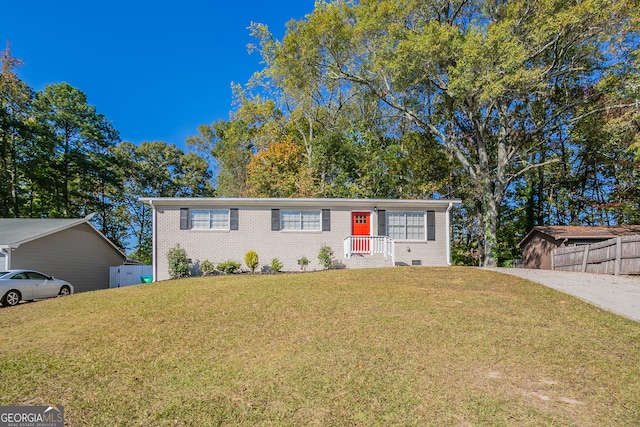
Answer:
[317,245,334,269]
[501,259,514,268]
[112,140,215,255]
[200,260,215,276]
[167,244,190,279]
[33,82,121,217]
[0,43,41,218]
[129,247,152,266]
[244,250,259,273]
[2,47,217,256]
[256,0,640,266]
[4,2,640,270]
[269,258,284,273]
[186,120,254,197]
[217,261,241,274]
[297,256,310,271]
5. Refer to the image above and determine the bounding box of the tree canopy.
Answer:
[2,0,639,266]
[230,0,640,266]
[0,43,215,257]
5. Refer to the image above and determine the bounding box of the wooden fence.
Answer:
[552,235,640,275]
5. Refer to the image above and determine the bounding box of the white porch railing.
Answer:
[344,236,395,265]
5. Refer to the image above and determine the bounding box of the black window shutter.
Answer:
[322,209,330,231]
[230,208,239,230]
[271,209,280,231]
[427,210,436,241]
[180,208,189,230]
[377,210,386,236]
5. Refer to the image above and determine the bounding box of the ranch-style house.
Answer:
[141,197,461,281]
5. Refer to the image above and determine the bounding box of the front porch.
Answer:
[343,236,396,268]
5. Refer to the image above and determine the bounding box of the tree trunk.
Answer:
[482,192,499,267]
[479,158,507,267]
[62,130,70,216]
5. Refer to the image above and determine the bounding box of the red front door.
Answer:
[352,212,371,253]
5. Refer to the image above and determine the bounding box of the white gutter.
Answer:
[149,200,157,282]
[139,197,462,210]
[446,202,453,266]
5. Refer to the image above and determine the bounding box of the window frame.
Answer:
[189,209,231,231]
[280,210,322,232]
[387,211,427,241]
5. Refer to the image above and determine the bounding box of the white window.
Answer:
[281,210,321,231]
[388,212,425,240]
[190,209,229,230]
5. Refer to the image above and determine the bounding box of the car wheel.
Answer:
[59,286,71,297]
[3,290,21,307]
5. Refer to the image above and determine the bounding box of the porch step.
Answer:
[339,253,394,269]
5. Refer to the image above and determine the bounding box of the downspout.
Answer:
[149,200,157,282]
[446,202,453,266]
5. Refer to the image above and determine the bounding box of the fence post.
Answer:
[614,236,622,276]
[581,245,589,273]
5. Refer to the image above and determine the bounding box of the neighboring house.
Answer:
[518,225,640,270]
[0,217,127,293]
[141,197,461,281]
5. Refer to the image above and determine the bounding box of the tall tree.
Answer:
[247,20,358,195]
[0,42,43,217]
[187,119,255,197]
[114,141,215,261]
[32,82,121,218]
[246,136,314,197]
[238,19,454,199]
[273,0,639,265]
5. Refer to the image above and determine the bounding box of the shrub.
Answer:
[318,245,334,269]
[270,258,283,273]
[217,260,241,274]
[244,250,259,273]
[167,244,190,279]
[501,259,514,268]
[200,260,215,276]
[297,256,310,271]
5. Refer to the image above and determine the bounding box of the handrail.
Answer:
[344,236,395,265]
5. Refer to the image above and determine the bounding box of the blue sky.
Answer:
[1,1,316,149]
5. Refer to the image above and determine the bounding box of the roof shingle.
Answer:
[519,225,640,247]
[0,218,87,246]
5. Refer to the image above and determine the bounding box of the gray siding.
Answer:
[154,204,451,281]
[11,223,126,293]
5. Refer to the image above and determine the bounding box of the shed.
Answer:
[518,225,640,270]
[0,217,127,293]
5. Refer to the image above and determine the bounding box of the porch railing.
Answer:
[344,236,395,265]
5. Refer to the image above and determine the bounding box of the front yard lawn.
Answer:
[1,267,638,426]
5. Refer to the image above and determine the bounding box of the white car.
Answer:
[0,270,74,307]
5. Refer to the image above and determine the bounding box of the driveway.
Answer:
[486,268,640,322]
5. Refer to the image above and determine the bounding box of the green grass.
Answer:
[1,267,639,426]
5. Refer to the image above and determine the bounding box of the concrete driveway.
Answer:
[486,268,640,322]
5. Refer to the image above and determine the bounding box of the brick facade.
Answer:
[144,198,459,281]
